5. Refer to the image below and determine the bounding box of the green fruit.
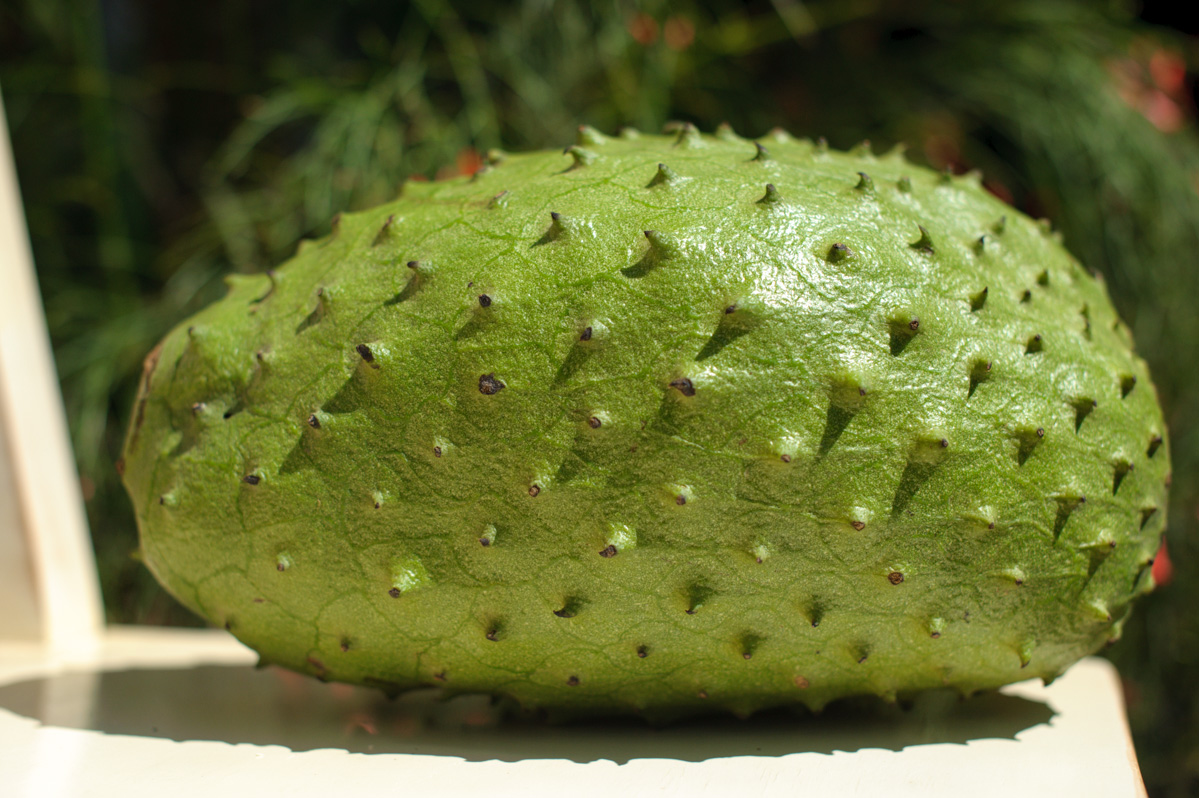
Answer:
[122,125,1169,719]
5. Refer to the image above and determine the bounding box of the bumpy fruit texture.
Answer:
[122,125,1168,719]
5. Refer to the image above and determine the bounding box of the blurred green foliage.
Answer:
[3,0,1199,793]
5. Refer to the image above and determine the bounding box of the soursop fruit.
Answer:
[121,125,1169,719]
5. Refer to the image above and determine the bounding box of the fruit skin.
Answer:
[122,125,1169,719]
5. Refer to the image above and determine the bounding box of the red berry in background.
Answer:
[1152,539,1173,586]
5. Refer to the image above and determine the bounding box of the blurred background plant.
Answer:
[2,0,1197,793]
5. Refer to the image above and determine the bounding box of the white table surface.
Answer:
[0,626,1146,797]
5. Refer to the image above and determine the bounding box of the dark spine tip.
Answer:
[1015,427,1044,465]
[827,243,853,263]
[641,229,681,261]
[566,676,580,686]
[580,326,593,341]
[757,183,781,204]
[479,536,490,546]
[307,414,321,429]
[599,544,618,557]
[242,474,260,485]
[407,260,420,269]
[851,521,865,531]
[669,377,696,397]
[675,495,686,505]
[637,645,648,658]
[576,124,607,146]
[433,446,442,457]
[898,175,912,192]
[588,416,602,429]
[542,211,571,241]
[673,122,701,148]
[1113,461,1134,494]
[565,146,596,168]
[752,141,771,161]
[191,402,205,414]
[388,588,401,598]
[1121,375,1137,398]
[969,287,988,311]
[1148,435,1163,458]
[372,214,396,245]
[889,316,921,354]
[780,454,791,464]
[478,294,492,308]
[356,343,375,363]
[478,373,505,395]
[1026,335,1044,354]
[528,484,541,497]
[648,162,680,187]
[855,172,873,191]
[888,571,904,585]
[1073,398,1096,432]
[909,225,935,254]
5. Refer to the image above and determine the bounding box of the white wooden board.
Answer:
[0,627,1146,797]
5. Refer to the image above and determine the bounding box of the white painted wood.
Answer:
[0,633,1147,798]
[0,85,103,652]
[0,418,41,640]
